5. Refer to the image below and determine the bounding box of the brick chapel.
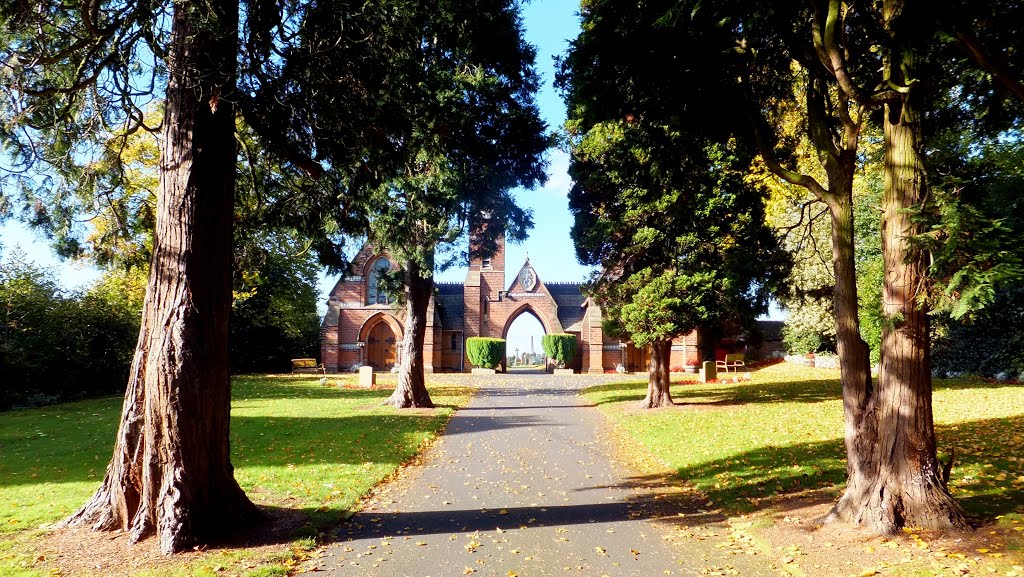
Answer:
[320,234,700,373]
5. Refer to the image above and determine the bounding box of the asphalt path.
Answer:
[308,374,775,577]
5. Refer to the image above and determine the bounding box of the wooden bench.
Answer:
[291,358,325,375]
[716,353,746,373]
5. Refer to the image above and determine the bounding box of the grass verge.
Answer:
[0,374,472,576]
[582,363,1024,576]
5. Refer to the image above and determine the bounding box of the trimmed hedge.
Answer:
[466,337,506,369]
[542,333,577,368]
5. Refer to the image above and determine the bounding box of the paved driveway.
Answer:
[308,374,775,577]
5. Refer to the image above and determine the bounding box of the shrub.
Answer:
[933,285,1024,378]
[466,337,505,369]
[0,255,142,409]
[541,333,577,368]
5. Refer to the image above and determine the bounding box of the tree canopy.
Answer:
[559,10,790,407]
[0,0,548,552]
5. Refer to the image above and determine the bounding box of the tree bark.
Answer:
[828,15,969,531]
[805,70,876,416]
[60,0,261,553]
[386,258,435,408]
[640,339,673,408]
[823,161,875,483]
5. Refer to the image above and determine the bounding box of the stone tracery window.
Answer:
[367,257,393,305]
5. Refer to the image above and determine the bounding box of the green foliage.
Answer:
[781,304,835,354]
[618,269,714,348]
[0,252,142,409]
[344,0,547,286]
[560,3,790,357]
[933,285,1024,378]
[562,119,789,348]
[466,337,506,369]
[912,133,1024,321]
[230,232,322,374]
[540,334,577,368]
[853,161,884,364]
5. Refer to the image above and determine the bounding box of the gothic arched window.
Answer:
[367,258,393,305]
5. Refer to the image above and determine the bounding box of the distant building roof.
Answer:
[546,282,587,333]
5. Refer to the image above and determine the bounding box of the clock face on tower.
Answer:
[519,267,537,292]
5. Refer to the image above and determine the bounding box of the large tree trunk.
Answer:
[805,69,875,415]
[640,339,673,408]
[823,162,875,485]
[386,258,435,408]
[60,0,260,553]
[828,18,969,531]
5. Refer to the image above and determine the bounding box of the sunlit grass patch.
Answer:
[0,375,471,576]
[582,363,1024,521]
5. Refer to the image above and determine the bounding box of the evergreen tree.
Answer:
[0,0,464,552]
[345,0,548,408]
[558,113,787,408]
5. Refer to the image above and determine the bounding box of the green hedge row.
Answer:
[466,337,506,369]
[542,333,577,368]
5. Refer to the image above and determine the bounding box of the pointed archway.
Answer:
[358,312,404,371]
[503,308,547,373]
[500,303,560,373]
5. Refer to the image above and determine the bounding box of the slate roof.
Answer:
[433,281,586,333]
[546,282,587,332]
[436,283,465,331]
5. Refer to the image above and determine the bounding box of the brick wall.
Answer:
[325,238,626,374]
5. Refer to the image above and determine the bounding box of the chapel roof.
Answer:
[436,282,465,331]
[546,282,587,332]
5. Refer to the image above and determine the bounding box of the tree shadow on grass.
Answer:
[584,372,1021,408]
[600,414,1024,524]
[0,410,547,488]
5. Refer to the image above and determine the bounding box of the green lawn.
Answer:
[582,362,1024,522]
[0,374,471,576]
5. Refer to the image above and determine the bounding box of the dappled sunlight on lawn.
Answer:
[0,376,472,535]
[581,362,1024,521]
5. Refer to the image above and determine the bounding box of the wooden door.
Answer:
[367,321,397,370]
[626,344,649,372]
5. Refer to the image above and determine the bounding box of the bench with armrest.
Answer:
[716,353,746,372]
[291,358,325,375]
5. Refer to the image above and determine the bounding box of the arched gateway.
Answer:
[320,234,700,373]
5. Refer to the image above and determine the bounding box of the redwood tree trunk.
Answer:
[61,0,260,553]
[640,339,673,408]
[386,258,435,408]
[829,21,968,531]
[824,164,875,483]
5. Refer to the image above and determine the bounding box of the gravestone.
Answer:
[699,360,717,383]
